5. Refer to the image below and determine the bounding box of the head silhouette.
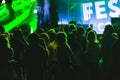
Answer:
[28,33,39,46]
[87,30,97,43]
[55,31,67,44]
[0,26,5,34]
[104,24,114,35]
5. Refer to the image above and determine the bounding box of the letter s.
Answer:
[108,0,120,17]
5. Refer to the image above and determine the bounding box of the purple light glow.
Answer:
[44,0,50,22]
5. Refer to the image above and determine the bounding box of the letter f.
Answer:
[82,3,93,21]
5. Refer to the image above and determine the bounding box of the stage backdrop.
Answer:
[56,0,120,34]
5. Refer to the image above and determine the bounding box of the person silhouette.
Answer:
[100,24,117,80]
[0,0,15,22]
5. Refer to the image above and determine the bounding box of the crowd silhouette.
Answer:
[0,23,120,80]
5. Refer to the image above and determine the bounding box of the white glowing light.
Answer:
[2,0,5,4]
[34,9,37,13]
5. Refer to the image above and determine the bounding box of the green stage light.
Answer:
[0,0,37,33]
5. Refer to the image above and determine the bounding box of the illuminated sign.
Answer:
[82,0,120,34]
